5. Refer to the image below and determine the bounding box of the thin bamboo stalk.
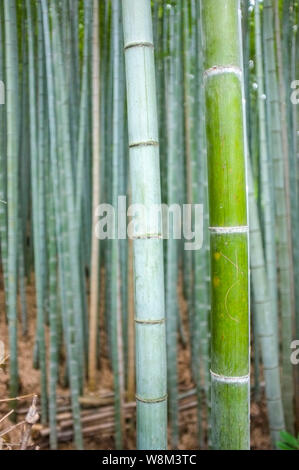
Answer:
[274,0,296,434]
[4,0,19,403]
[88,0,100,393]
[0,2,8,311]
[26,0,48,424]
[165,4,179,449]
[255,0,278,347]
[264,0,295,433]
[111,0,125,449]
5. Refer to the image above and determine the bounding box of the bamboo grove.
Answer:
[0,0,298,451]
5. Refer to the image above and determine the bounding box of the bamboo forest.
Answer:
[0,0,299,453]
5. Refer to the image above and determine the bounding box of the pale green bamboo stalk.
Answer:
[181,0,193,341]
[37,1,48,330]
[123,0,167,450]
[88,0,100,393]
[18,229,27,339]
[75,0,92,365]
[51,0,86,388]
[0,2,8,312]
[201,0,250,449]
[166,5,179,449]
[111,0,124,449]
[47,165,58,450]
[264,0,295,433]
[26,0,48,424]
[87,0,99,379]
[40,0,83,449]
[255,0,278,347]
[248,160,285,447]
[193,0,211,445]
[4,0,19,403]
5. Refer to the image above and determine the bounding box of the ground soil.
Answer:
[0,275,271,450]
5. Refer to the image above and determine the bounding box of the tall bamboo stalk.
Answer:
[88,0,100,393]
[248,159,285,446]
[254,0,278,346]
[123,0,167,450]
[166,5,179,448]
[4,0,19,403]
[40,0,83,448]
[111,0,124,449]
[26,0,48,424]
[201,0,250,450]
[264,0,295,433]
[274,1,295,434]
[0,2,8,309]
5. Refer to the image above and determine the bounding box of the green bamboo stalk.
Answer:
[254,0,278,347]
[166,5,179,449]
[89,0,100,393]
[51,0,86,390]
[40,0,83,449]
[291,0,299,348]
[37,1,48,331]
[88,0,100,390]
[248,160,285,447]
[181,0,193,341]
[123,0,167,450]
[193,0,211,445]
[18,229,27,338]
[294,1,299,348]
[127,188,135,403]
[201,0,250,450]
[47,164,58,450]
[0,2,8,311]
[75,0,92,366]
[26,0,48,424]
[264,0,295,433]
[274,5,299,433]
[4,0,19,403]
[111,0,125,449]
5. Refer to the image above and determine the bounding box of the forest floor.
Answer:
[0,274,271,450]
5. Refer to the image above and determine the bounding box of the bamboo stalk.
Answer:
[264,0,295,434]
[40,0,83,449]
[274,0,295,434]
[4,0,19,404]
[88,0,100,393]
[26,0,48,424]
[255,0,278,348]
[166,4,179,449]
[122,0,167,450]
[201,0,250,450]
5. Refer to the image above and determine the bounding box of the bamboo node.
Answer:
[129,140,159,148]
[124,41,154,50]
[204,65,242,81]
[209,226,248,234]
[136,394,167,404]
[210,370,249,384]
[134,318,165,325]
[131,233,163,240]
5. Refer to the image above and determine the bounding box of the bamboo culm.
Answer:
[123,0,167,450]
[201,0,250,450]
